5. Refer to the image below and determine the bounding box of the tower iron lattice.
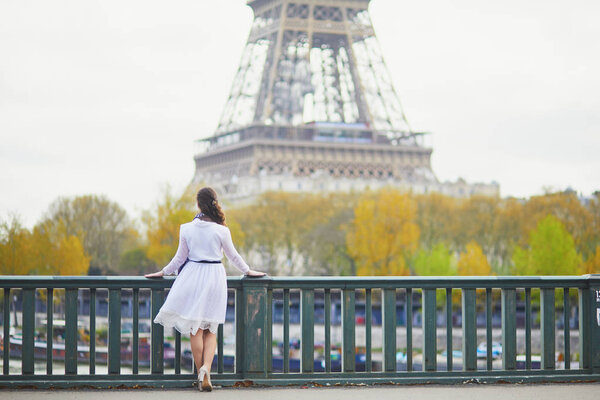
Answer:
[193,0,441,200]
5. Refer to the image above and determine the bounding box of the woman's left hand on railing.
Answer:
[144,270,165,278]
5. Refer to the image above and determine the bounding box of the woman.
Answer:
[144,187,265,391]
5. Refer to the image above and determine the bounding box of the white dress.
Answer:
[153,218,250,335]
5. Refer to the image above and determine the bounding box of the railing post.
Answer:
[422,288,437,371]
[581,275,600,372]
[501,288,517,370]
[3,288,9,376]
[592,278,600,372]
[382,288,396,372]
[462,288,477,371]
[540,288,555,369]
[241,277,271,376]
[342,288,355,372]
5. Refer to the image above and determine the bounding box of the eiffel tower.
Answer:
[193,1,497,200]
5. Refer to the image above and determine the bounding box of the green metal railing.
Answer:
[0,275,599,388]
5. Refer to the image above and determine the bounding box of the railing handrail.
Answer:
[0,274,598,289]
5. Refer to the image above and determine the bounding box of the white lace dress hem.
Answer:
[153,308,221,335]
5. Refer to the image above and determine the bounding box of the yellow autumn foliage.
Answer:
[144,189,195,267]
[0,215,90,275]
[582,245,600,274]
[346,189,419,276]
[457,241,492,275]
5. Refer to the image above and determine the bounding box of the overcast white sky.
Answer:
[1,0,599,228]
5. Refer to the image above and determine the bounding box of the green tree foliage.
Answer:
[301,207,356,276]
[512,215,582,275]
[119,248,157,275]
[412,243,456,276]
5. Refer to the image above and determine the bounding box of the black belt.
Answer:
[178,258,222,274]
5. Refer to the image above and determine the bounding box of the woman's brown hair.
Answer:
[196,187,226,226]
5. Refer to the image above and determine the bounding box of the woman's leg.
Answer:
[202,329,217,372]
[190,329,204,372]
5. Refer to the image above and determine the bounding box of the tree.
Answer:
[413,243,456,276]
[512,215,582,275]
[0,215,34,275]
[119,248,157,275]
[301,207,356,276]
[229,191,336,275]
[457,241,491,275]
[493,197,526,273]
[39,195,133,274]
[143,188,195,267]
[455,196,500,254]
[51,236,90,275]
[0,214,90,275]
[414,193,457,251]
[522,192,592,258]
[346,189,419,276]
[582,245,600,274]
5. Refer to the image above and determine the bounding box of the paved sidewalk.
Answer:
[1,383,598,400]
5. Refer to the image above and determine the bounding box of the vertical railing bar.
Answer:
[301,288,315,373]
[217,323,224,374]
[563,287,570,370]
[235,287,244,375]
[382,288,396,372]
[525,287,531,370]
[422,288,437,372]
[365,288,372,372]
[342,288,356,373]
[89,288,96,375]
[324,288,330,373]
[541,288,555,370]
[283,288,290,373]
[266,287,273,375]
[3,288,9,375]
[406,288,413,372]
[108,288,122,375]
[132,288,138,375]
[65,288,78,375]
[175,330,181,375]
[486,288,493,371]
[446,288,452,372]
[22,288,35,375]
[462,288,477,371]
[501,288,517,371]
[46,288,53,375]
[151,288,164,375]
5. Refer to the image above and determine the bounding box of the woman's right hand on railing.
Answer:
[245,269,267,277]
[144,270,165,278]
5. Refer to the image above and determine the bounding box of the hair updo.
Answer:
[196,187,226,226]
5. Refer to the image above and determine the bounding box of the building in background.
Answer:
[192,0,499,202]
